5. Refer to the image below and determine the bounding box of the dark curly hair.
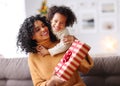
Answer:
[47,5,77,27]
[17,14,57,54]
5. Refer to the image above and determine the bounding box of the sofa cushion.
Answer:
[0,80,6,86]
[0,58,31,79]
[6,80,33,86]
[105,76,120,86]
[82,76,105,86]
[86,56,120,75]
[81,56,120,86]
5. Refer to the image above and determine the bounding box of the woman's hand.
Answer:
[63,35,76,44]
[46,75,64,86]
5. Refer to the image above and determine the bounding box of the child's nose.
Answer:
[56,22,60,27]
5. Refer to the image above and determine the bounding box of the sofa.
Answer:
[81,55,120,86]
[0,57,33,86]
[0,56,120,86]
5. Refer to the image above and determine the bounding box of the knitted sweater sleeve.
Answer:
[48,29,71,56]
[78,53,94,74]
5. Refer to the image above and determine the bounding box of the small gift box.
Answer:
[55,40,91,81]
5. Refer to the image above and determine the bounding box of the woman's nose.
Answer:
[41,28,45,31]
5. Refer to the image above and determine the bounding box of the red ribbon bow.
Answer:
[63,51,72,63]
[55,51,72,73]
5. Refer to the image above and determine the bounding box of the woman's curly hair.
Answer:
[17,14,57,54]
[47,5,77,27]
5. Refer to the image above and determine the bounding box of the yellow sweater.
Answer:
[28,39,94,86]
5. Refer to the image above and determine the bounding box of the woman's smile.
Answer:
[41,31,49,36]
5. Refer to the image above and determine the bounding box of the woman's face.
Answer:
[32,20,49,42]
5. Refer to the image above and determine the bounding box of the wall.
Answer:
[25,0,120,56]
[0,0,26,58]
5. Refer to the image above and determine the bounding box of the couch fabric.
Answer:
[81,56,120,86]
[0,56,120,86]
[0,57,33,86]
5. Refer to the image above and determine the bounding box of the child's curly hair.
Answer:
[17,14,57,54]
[47,5,77,27]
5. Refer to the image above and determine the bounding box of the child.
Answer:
[39,5,77,56]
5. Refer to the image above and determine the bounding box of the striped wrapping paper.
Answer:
[55,40,91,81]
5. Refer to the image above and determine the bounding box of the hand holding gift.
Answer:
[55,40,91,81]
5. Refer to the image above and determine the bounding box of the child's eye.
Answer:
[55,20,57,23]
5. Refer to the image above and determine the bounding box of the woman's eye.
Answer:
[42,25,45,28]
[35,27,40,32]
[42,24,47,28]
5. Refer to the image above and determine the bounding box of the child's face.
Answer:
[32,20,49,43]
[51,13,67,32]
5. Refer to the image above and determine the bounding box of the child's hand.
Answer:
[36,45,49,56]
[63,35,76,44]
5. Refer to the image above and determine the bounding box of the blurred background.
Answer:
[0,0,120,58]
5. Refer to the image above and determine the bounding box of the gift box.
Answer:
[55,40,91,81]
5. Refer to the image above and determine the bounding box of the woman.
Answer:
[17,14,93,86]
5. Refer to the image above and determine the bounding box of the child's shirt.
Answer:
[48,28,71,56]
